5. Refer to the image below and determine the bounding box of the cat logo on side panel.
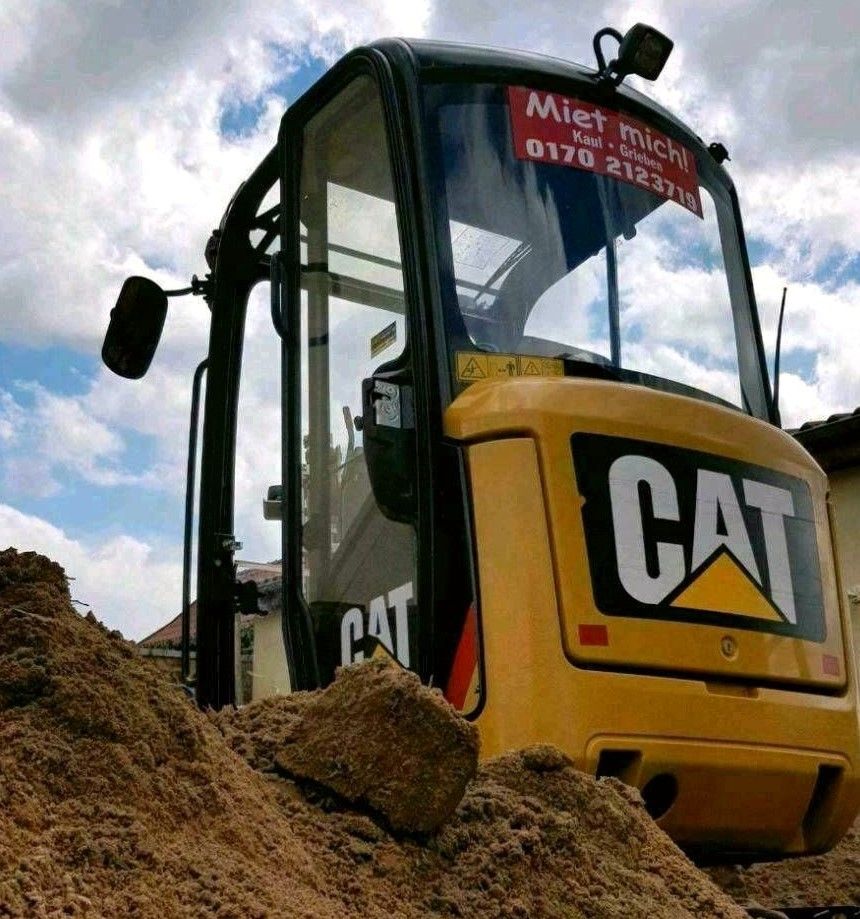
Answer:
[571,434,825,641]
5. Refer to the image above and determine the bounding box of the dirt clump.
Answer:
[707,818,860,908]
[218,658,478,832]
[1,546,750,918]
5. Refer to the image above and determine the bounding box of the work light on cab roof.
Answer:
[593,22,674,85]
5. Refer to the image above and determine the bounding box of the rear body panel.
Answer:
[446,377,860,855]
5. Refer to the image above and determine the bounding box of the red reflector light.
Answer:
[579,624,609,646]
[823,654,840,676]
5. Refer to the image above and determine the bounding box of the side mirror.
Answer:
[102,276,168,379]
[360,373,416,524]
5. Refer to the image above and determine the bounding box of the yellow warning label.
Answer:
[456,351,564,384]
[457,353,488,380]
[670,551,784,622]
[486,355,517,377]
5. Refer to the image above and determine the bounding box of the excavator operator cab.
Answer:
[270,35,777,695]
[103,28,860,860]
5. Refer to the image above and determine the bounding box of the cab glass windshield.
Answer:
[423,82,770,419]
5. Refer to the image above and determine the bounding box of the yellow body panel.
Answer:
[448,378,860,855]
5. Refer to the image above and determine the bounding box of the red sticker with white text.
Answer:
[507,86,703,218]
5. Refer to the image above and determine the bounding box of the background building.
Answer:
[794,409,860,666]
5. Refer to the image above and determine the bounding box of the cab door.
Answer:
[278,66,421,690]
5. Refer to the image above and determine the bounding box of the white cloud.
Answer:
[232,286,284,564]
[0,504,182,640]
[627,341,742,407]
[0,391,25,445]
[0,0,430,351]
[752,263,860,426]
[740,158,860,275]
[0,380,173,496]
[667,0,860,160]
[774,372,834,431]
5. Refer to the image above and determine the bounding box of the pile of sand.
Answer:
[708,820,860,909]
[0,547,752,917]
[0,548,345,917]
[217,660,479,833]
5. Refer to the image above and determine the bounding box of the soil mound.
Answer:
[1,547,749,918]
[707,819,860,908]
[0,548,341,917]
[418,747,748,919]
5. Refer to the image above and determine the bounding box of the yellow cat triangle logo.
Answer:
[670,550,785,621]
[368,636,400,664]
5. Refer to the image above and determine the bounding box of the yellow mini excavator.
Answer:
[103,24,860,876]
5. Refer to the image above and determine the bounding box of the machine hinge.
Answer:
[372,380,404,428]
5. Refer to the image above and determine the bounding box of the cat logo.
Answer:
[571,434,825,641]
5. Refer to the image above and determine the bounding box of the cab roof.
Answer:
[367,37,706,151]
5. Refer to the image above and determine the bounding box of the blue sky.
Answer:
[1,0,858,638]
[220,55,328,138]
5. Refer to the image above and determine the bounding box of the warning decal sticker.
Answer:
[507,86,703,219]
[456,351,564,383]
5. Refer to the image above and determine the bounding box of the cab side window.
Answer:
[297,75,417,679]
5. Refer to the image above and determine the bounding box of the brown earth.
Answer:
[215,659,478,833]
[0,546,756,917]
[0,548,346,917]
[707,820,860,909]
